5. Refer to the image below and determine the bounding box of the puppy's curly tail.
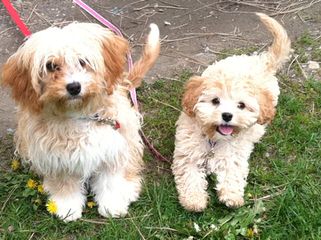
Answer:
[128,24,160,88]
[257,13,291,73]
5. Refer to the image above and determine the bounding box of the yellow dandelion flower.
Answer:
[46,200,58,214]
[26,179,37,189]
[87,201,96,208]
[37,184,44,194]
[11,159,20,171]
[246,228,254,238]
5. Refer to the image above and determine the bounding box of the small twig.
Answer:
[28,232,35,240]
[250,188,285,201]
[119,0,147,10]
[78,8,94,22]
[0,27,16,36]
[159,0,181,7]
[295,57,308,80]
[183,32,241,37]
[170,23,188,30]
[205,47,230,56]
[287,54,299,75]
[79,213,153,225]
[145,5,188,10]
[160,53,207,66]
[0,185,19,214]
[156,75,183,82]
[173,2,218,18]
[296,13,306,23]
[33,11,53,26]
[270,0,321,16]
[144,226,179,232]
[128,213,146,240]
[80,219,106,225]
[134,4,150,11]
[176,52,208,66]
[149,97,181,112]
[25,3,38,23]
[162,35,207,43]
[256,43,269,54]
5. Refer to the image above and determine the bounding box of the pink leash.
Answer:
[73,0,138,110]
[73,0,170,163]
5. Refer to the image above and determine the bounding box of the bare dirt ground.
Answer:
[1,0,321,136]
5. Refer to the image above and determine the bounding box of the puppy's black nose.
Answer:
[222,112,233,122]
[66,82,81,96]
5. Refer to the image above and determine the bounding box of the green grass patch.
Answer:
[1,39,321,239]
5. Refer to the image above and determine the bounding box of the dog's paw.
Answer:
[50,195,84,222]
[179,192,209,212]
[97,196,129,218]
[218,189,244,208]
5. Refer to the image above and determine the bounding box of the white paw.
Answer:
[92,173,141,218]
[179,191,209,212]
[97,195,130,218]
[50,194,85,222]
[218,189,244,208]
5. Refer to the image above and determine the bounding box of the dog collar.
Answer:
[81,113,120,130]
[208,139,216,148]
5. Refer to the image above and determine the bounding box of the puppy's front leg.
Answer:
[208,144,249,208]
[172,156,208,212]
[43,176,85,222]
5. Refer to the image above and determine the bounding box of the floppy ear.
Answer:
[101,35,129,94]
[1,55,42,113]
[257,90,275,124]
[182,76,205,117]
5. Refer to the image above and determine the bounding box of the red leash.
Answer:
[2,0,31,37]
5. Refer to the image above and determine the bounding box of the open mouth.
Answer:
[216,124,234,136]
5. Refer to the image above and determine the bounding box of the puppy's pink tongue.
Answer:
[218,125,234,135]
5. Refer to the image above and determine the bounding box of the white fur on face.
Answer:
[10,23,114,111]
[195,84,260,135]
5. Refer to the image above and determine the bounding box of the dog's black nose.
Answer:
[66,82,81,96]
[222,112,233,122]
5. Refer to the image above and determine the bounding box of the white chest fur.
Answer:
[25,119,128,178]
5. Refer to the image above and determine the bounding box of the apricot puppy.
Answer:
[172,13,291,211]
[1,22,160,221]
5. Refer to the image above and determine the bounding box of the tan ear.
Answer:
[182,76,205,117]
[102,35,129,94]
[1,56,41,113]
[257,90,275,124]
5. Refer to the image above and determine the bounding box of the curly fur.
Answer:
[1,22,160,221]
[172,13,291,212]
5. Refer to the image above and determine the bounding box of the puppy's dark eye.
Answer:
[212,97,220,105]
[79,59,86,67]
[238,102,246,109]
[46,61,60,72]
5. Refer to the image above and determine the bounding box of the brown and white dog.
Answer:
[1,22,160,221]
[172,13,291,212]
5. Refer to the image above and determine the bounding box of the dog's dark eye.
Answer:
[46,61,60,72]
[79,59,86,67]
[212,97,220,105]
[238,102,246,109]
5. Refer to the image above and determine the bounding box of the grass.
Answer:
[1,35,321,240]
